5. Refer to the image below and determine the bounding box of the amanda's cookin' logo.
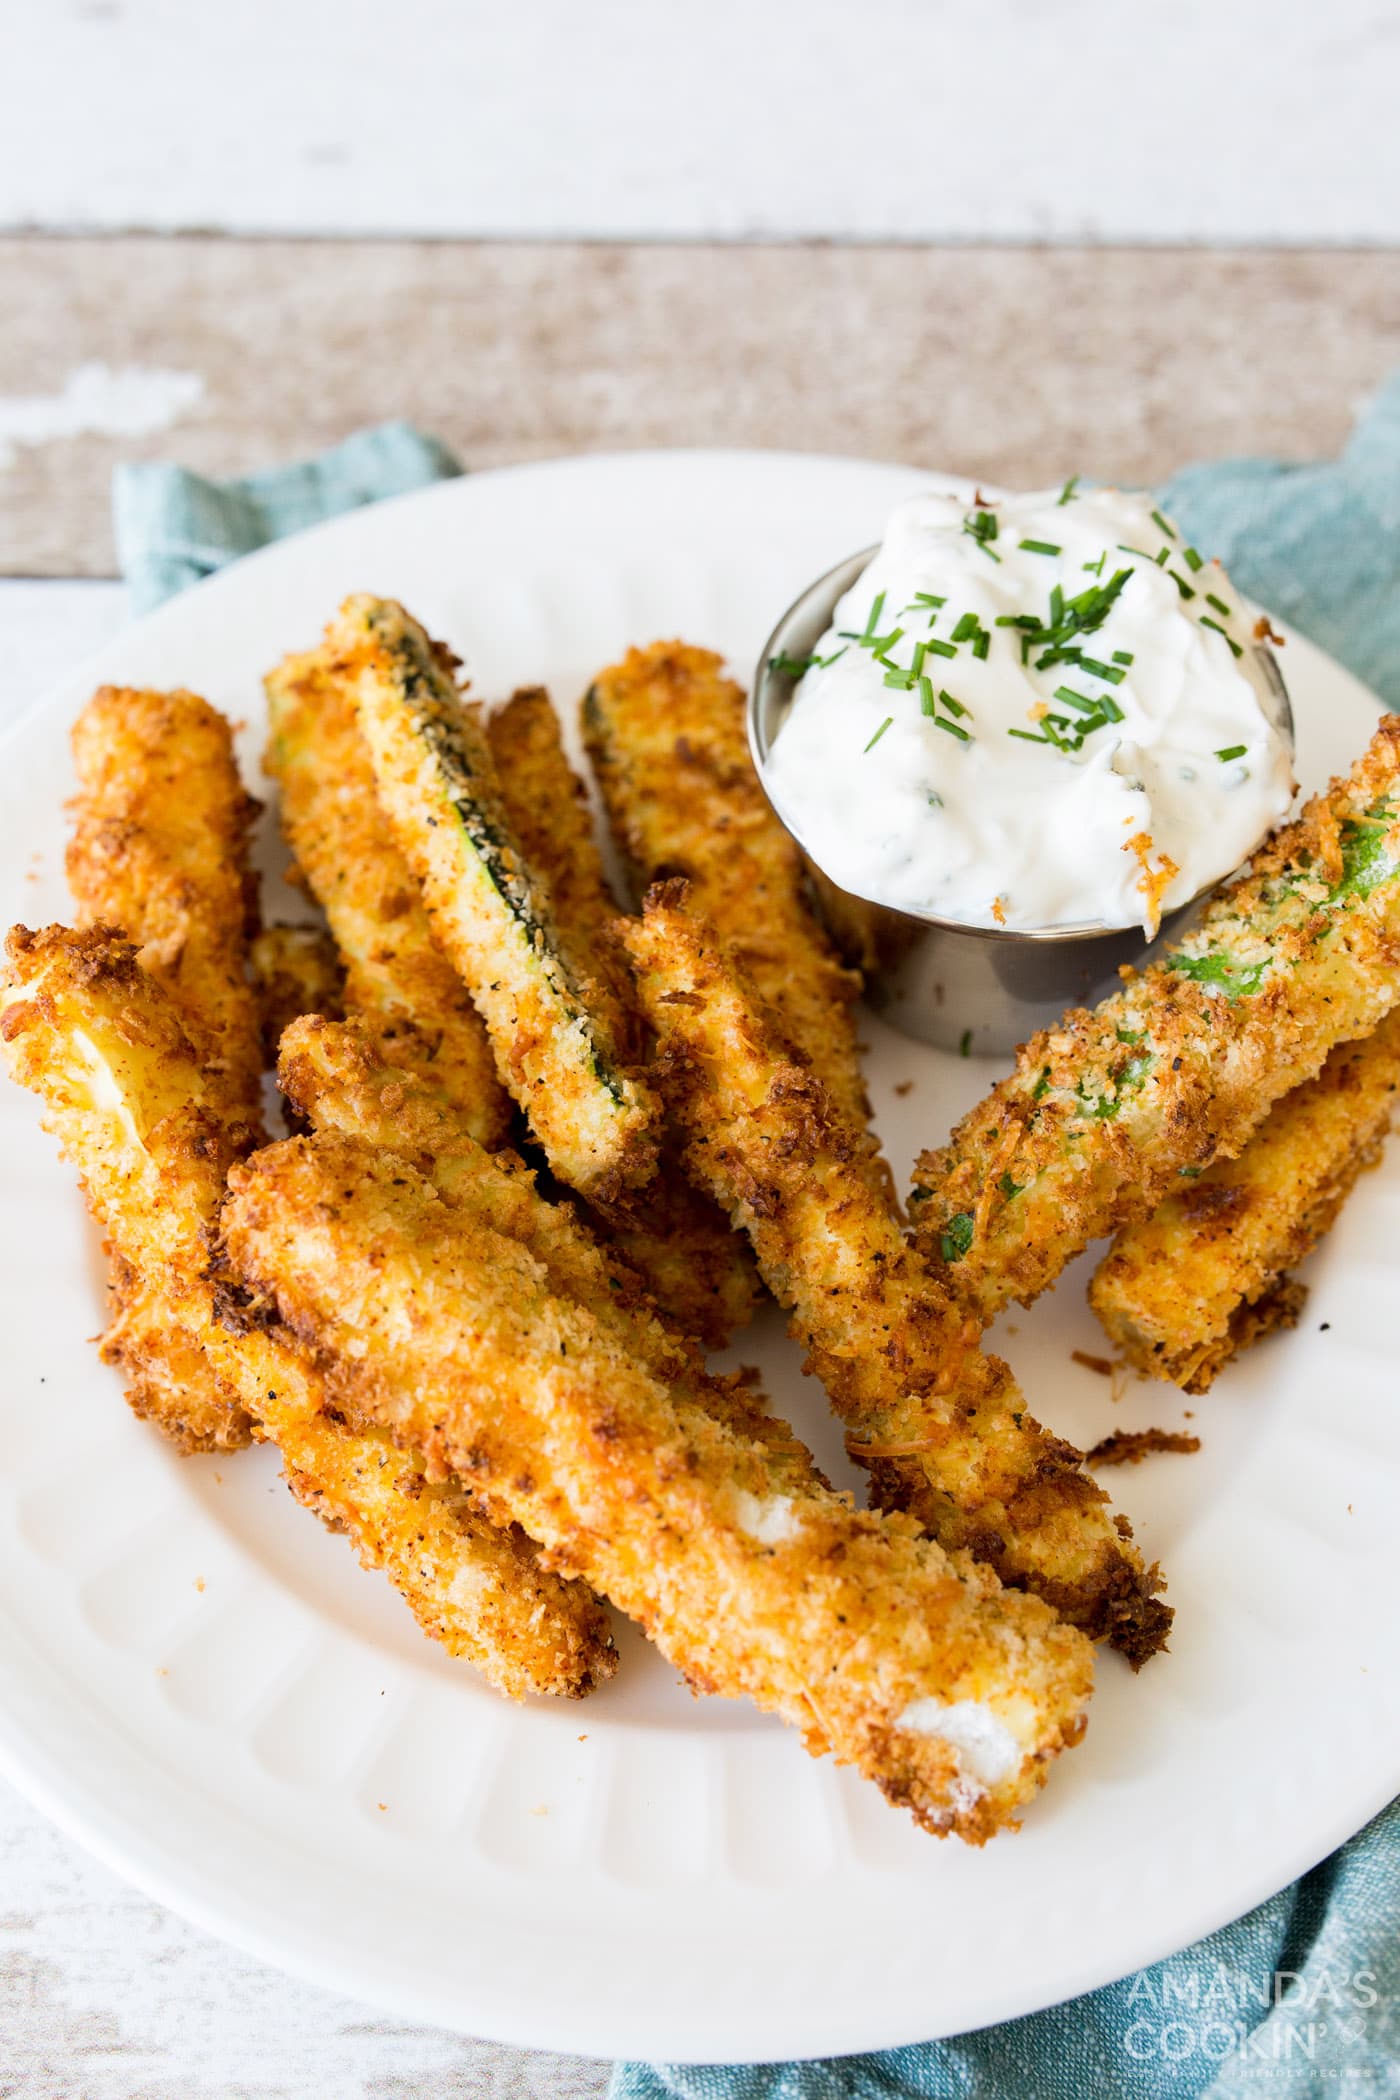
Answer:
[1120,1962,1380,2071]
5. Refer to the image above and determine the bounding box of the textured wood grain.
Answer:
[3,239,1398,577]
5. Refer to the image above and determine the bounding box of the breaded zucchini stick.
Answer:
[486,686,759,1346]
[279,1013,794,1462]
[331,596,658,1200]
[911,719,1400,1323]
[264,645,510,1147]
[1091,1012,1400,1391]
[66,685,264,1124]
[249,921,345,1061]
[623,890,1170,1665]
[222,1129,1095,1841]
[582,642,875,1142]
[1,927,615,1698]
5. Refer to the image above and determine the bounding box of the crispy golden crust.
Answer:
[264,644,510,1147]
[101,1257,253,1454]
[1,927,615,1697]
[911,718,1400,1322]
[278,1012,799,1469]
[1091,1013,1400,1390]
[582,642,875,1142]
[332,597,659,1200]
[249,921,345,1060]
[222,1130,1095,1841]
[66,686,264,1126]
[622,891,1171,1666]
[486,685,759,1347]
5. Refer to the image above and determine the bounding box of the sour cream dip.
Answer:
[763,487,1294,935]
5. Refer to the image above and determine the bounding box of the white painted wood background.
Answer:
[2,0,1399,243]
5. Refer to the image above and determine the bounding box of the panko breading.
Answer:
[264,644,510,1147]
[249,921,345,1060]
[222,1130,1095,1841]
[486,685,759,1347]
[1,926,615,1698]
[1091,1012,1400,1391]
[332,596,659,1200]
[911,718,1400,1323]
[102,1257,252,1454]
[582,642,876,1143]
[279,1013,795,1465]
[66,685,264,1124]
[623,890,1171,1665]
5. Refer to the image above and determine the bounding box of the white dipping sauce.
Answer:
[764,488,1294,934]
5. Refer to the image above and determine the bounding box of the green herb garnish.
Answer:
[1200,616,1243,657]
[941,1210,975,1262]
[1170,951,1269,1000]
[1205,592,1230,616]
[1019,539,1062,556]
[1150,509,1175,540]
[1182,547,1204,574]
[1058,476,1080,506]
[1215,744,1247,762]
[863,715,894,754]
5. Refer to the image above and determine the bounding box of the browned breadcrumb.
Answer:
[1071,1350,1116,1377]
[1088,1429,1202,1467]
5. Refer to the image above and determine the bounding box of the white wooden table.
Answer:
[3,226,1398,2091]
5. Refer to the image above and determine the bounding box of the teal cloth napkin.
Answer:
[114,394,1400,2098]
[113,420,461,613]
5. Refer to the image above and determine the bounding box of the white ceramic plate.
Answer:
[1,452,1397,2064]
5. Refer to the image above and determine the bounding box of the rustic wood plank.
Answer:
[3,239,1398,578]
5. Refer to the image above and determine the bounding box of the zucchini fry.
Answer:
[223,1129,1095,1842]
[279,1012,795,1464]
[911,718,1400,1323]
[1,926,615,1698]
[264,645,510,1147]
[623,889,1171,1665]
[582,642,875,1143]
[486,685,759,1346]
[1091,1013,1400,1391]
[332,596,659,1199]
[66,685,264,1124]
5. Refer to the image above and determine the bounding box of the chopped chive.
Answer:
[962,508,1002,560]
[1054,685,1099,714]
[959,1029,973,1056]
[972,631,990,660]
[1098,695,1125,722]
[1117,544,1158,561]
[1008,727,1053,744]
[1215,744,1248,761]
[918,675,936,716]
[1076,654,1126,683]
[931,714,970,742]
[1112,649,1134,665]
[911,640,928,678]
[1183,546,1204,574]
[1019,538,1062,556]
[1201,616,1243,657]
[861,592,886,641]
[1166,570,1197,600]
[1150,509,1175,540]
[768,650,815,677]
[883,668,915,689]
[1057,475,1080,507]
[1155,547,1169,566]
[1205,592,1230,616]
[1083,550,1108,576]
[813,645,847,668]
[939,689,970,718]
[863,715,894,753]
[950,611,980,643]
[1049,584,1065,626]
[868,626,905,657]
[925,637,957,659]
[902,592,946,619]
[996,614,1040,629]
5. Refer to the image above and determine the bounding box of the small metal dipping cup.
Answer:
[750,547,1295,1058]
